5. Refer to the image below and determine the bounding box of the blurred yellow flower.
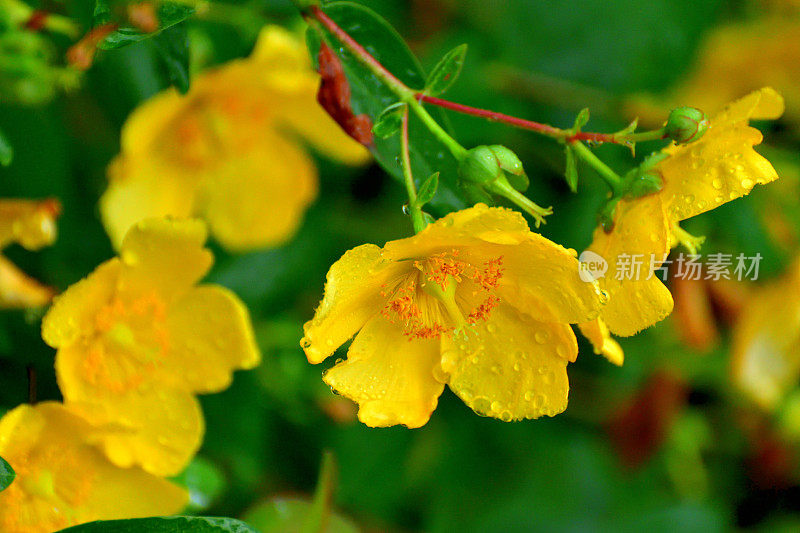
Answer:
[577,318,624,366]
[0,198,60,308]
[0,402,187,533]
[628,18,800,126]
[100,25,369,252]
[731,259,800,411]
[301,204,605,427]
[588,88,783,336]
[41,218,260,476]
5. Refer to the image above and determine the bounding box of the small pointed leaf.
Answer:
[424,43,467,96]
[416,172,440,207]
[0,456,14,492]
[573,107,590,131]
[372,102,406,139]
[565,145,578,192]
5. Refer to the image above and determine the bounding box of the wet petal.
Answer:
[161,285,260,393]
[0,254,55,308]
[302,244,406,364]
[42,259,121,348]
[198,130,317,251]
[578,319,624,366]
[441,302,576,421]
[588,195,674,336]
[0,403,187,533]
[323,314,444,428]
[0,198,60,251]
[659,87,784,222]
[120,88,186,156]
[118,217,213,302]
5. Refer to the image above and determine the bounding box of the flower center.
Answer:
[381,250,504,340]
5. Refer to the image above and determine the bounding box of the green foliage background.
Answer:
[2,0,799,531]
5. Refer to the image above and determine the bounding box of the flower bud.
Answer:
[488,145,523,175]
[458,146,501,185]
[625,170,663,198]
[665,107,708,144]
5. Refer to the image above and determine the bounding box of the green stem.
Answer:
[401,107,427,233]
[490,177,552,227]
[302,451,336,533]
[622,127,667,143]
[406,98,468,160]
[570,141,624,195]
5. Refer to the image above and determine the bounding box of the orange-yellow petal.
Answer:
[118,217,213,302]
[323,314,444,428]
[0,255,55,308]
[100,156,198,250]
[197,130,317,251]
[160,285,261,393]
[55,342,205,476]
[0,402,187,533]
[0,198,60,251]
[301,244,407,364]
[731,262,800,410]
[588,195,674,336]
[42,259,122,348]
[385,204,605,324]
[658,87,784,222]
[578,318,624,366]
[120,88,187,156]
[440,302,576,421]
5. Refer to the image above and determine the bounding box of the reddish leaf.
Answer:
[316,40,373,147]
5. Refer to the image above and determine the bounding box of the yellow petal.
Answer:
[323,314,444,428]
[589,195,674,336]
[731,262,800,410]
[385,204,605,324]
[161,285,261,393]
[0,198,60,251]
[577,318,624,366]
[440,302,576,421]
[55,342,205,476]
[0,254,55,308]
[658,87,784,222]
[120,88,186,156]
[198,130,317,251]
[302,244,407,364]
[100,156,198,250]
[118,217,213,302]
[0,402,187,533]
[42,259,121,348]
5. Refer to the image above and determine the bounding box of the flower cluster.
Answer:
[0,218,260,531]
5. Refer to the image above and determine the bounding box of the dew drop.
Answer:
[513,361,521,372]
[534,331,548,344]
[712,178,723,189]
[485,323,497,333]
[490,401,503,413]
[500,410,513,422]
[741,178,754,189]
[473,396,491,416]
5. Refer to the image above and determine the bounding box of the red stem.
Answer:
[309,5,408,91]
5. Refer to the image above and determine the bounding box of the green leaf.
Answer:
[0,455,14,492]
[153,23,191,93]
[56,516,258,532]
[424,43,467,96]
[564,144,578,192]
[312,2,464,213]
[243,499,359,533]
[416,172,439,207]
[372,102,406,139]
[0,128,12,167]
[93,0,112,26]
[98,2,195,51]
[573,107,590,131]
[172,456,226,513]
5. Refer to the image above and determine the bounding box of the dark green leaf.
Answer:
[98,2,195,51]
[372,102,405,139]
[313,2,465,213]
[153,23,191,93]
[305,26,321,71]
[424,43,467,96]
[56,516,258,532]
[416,172,439,207]
[565,144,578,192]
[0,455,14,492]
[0,128,12,166]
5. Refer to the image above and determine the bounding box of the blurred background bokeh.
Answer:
[3,0,800,531]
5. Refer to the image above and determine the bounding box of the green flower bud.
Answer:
[625,170,663,198]
[458,146,501,185]
[665,106,709,144]
[488,145,523,175]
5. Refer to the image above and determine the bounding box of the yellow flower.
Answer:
[628,18,800,127]
[586,88,783,337]
[301,204,605,427]
[0,198,60,308]
[41,218,260,476]
[731,259,800,411]
[0,402,187,533]
[100,25,369,252]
